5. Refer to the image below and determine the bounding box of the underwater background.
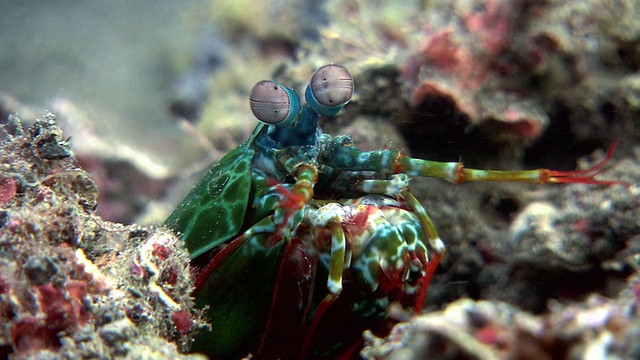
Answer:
[1,0,639,358]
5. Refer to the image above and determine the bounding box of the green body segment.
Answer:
[164,129,260,258]
[191,228,284,358]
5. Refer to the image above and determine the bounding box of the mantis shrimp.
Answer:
[165,64,623,359]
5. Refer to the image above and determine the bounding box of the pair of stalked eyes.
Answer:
[249,64,354,127]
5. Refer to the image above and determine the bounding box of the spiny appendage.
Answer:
[359,174,411,197]
[400,190,445,314]
[401,141,628,185]
[272,164,317,215]
[298,218,348,359]
[327,139,627,186]
[298,208,348,359]
[266,164,319,245]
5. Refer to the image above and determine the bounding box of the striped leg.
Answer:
[401,190,445,314]
[326,140,627,186]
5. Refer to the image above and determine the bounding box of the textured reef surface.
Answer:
[1,0,639,359]
[362,285,640,359]
[0,114,205,359]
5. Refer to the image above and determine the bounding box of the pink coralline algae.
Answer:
[401,0,640,145]
[403,0,548,142]
[11,282,89,353]
[0,176,16,205]
[171,310,194,336]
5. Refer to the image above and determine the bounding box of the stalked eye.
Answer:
[311,64,354,106]
[305,64,353,117]
[250,80,300,127]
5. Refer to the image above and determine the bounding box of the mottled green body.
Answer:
[165,126,263,258]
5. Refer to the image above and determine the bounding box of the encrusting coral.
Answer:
[0,113,205,359]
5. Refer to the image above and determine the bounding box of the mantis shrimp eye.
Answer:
[250,80,300,127]
[305,64,354,117]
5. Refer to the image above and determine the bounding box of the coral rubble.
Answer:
[0,114,204,359]
[362,274,640,359]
